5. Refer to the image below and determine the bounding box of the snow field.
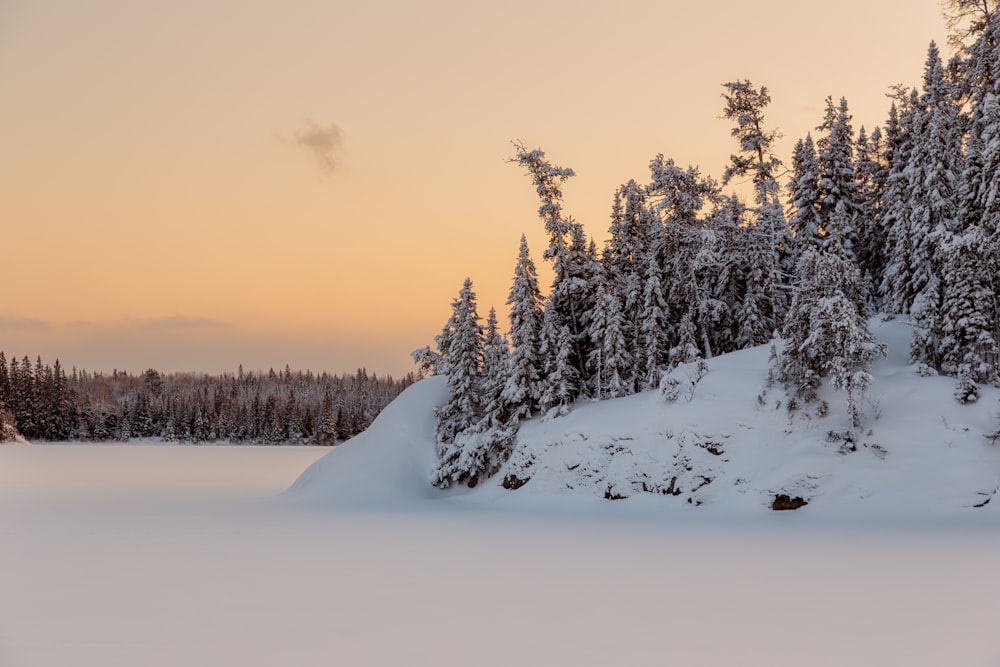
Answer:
[1,443,997,667]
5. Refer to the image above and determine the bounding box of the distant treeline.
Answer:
[0,351,416,444]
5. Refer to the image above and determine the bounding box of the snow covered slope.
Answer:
[286,375,449,508]
[288,318,1000,517]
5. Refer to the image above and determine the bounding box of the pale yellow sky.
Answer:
[1,0,947,376]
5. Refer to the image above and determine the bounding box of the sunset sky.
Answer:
[2,0,948,378]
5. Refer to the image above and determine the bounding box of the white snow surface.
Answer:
[289,317,1000,517]
[2,317,999,666]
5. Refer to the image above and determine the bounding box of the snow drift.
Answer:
[288,318,1000,517]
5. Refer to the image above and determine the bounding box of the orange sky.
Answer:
[1,0,948,377]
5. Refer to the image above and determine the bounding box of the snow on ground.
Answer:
[290,317,1000,517]
[3,317,999,665]
[1,443,997,666]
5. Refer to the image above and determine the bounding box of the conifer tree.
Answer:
[638,252,668,389]
[602,180,665,391]
[503,234,545,419]
[938,226,999,391]
[0,352,8,411]
[452,307,519,487]
[854,125,889,298]
[721,79,790,336]
[787,134,825,256]
[815,96,860,259]
[432,278,484,474]
[540,323,577,416]
[779,249,883,425]
[314,393,338,445]
[511,144,590,388]
[560,223,602,393]
[647,155,718,359]
[588,279,630,400]
[479,307,511,430]
[881,94,921,313]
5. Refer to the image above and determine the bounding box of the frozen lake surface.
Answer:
[0,443,996,667]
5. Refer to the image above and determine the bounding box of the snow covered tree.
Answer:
[915,43,963,277]
[314,392,339,445]
[511,143,592,390]
[881,94,921,313]
[886,44,967,373]
[735,220,780,348]
[503,234,545,419]
[432,278,484,486]
[696,194,743,356]
[786,134,825,257]
[601,178,667,392]
[778,249,884,426]
[819,294,886,429]
[0,407,17,442]
[815,96,860,260]
[647,155,720,360]
[911,274,945,370]
[721,80,783,192]
[588,279,630,400]
[560,223,602,394]
[452,307,519,487]
[721,79,790,336]
[637,252,668,389]
[854,125,889,299]
[479,307,512,429]
[938,226,999,389]
[883,43,967,335]
[540,323,578,416]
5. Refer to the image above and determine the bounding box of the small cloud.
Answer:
[0,316,48,330]
[282,120,345,176]
[142,316,232,330]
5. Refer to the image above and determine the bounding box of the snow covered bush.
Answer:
[660,358,708,403]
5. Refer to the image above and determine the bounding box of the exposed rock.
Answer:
[772,494,808,511]
[502,473,529,490]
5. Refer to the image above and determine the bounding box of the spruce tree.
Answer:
[540,324,578,416]
[0,352,8,412]
[854,125,889,299]
[881,94,920,313]
[938,226,999,390]
[453,307,518,487]
[647,155,718,359]
[503,234,545,419]
[779,249,883,425]
[432,278,485,486]
[478,307,512,430]
[815,96,860,260]
[638,252,668,389]
[787,134,825,257]
[588,279,630,400]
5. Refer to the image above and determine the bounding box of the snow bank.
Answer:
[286,376,447,508]
[288,318,1000,517]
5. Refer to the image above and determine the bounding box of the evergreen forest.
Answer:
[0,352,414,444]
[420,3,1000,488]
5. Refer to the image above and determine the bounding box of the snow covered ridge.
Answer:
[289,318,1000,515]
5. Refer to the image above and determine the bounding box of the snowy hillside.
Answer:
[288,317,1000,517]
